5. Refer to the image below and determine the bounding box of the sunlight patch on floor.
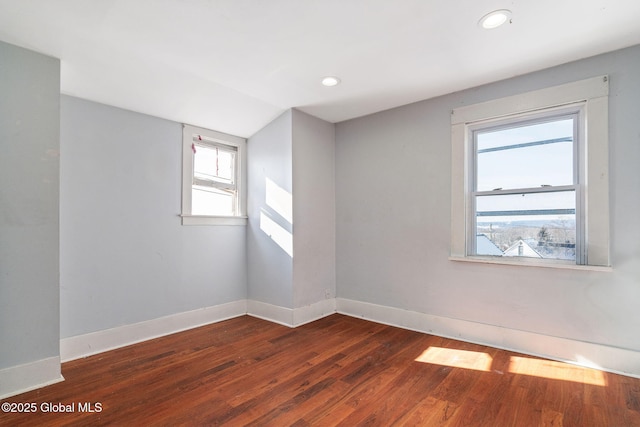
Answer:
[508,356,606,386]
[415,347,493,372]
[415,347,607,386]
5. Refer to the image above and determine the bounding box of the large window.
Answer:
[471,109,580,262]
[181,124,247,225]
[451,76,610,268]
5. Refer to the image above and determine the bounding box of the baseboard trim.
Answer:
[246,300,293,326]
[293,299,337,326]
[60,300,247,362]
[58,297,639,379]
[336,298,640,378]
[247,299,336,327]
[0,356,64,400]
[60,298,337,363]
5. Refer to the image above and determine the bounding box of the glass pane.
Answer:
[474,190,576,261]
[476,118,574,191]
[192,187,234,216]
[194,144,235,185]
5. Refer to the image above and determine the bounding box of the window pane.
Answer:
[194,144,236,185]
[476,118,574,191]
[192,187,234,216]
[475,191,576,261]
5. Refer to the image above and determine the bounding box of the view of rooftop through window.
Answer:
[473,116,577,261]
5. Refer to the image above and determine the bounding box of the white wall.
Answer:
[247,109,336,321]
[0,41,61,396]
[5,37,638,397]
[292,109,336,308]
[247,111,294,308]
[60,96,247,338]
[335,45,640,361]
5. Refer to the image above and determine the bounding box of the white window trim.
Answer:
[467,106,584,263]
[181,124,247,226]
[450,76,610,268]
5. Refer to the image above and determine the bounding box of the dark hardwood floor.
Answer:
[1,314,639,426]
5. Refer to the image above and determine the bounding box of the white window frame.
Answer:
[181,124,247,226]
[468,106,583,263]
[450,76,610,269]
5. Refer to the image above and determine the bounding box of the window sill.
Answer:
[448,256,612,272]
[181,215,247,226]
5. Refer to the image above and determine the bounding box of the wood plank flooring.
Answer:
[1,314,639,426]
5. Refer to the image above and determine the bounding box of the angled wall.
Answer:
[0,41,62,398]
[247,109,336,325]
[292,110,336,309]
[247,110,294,311]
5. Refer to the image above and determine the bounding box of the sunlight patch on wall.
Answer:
[260,210,293,257]
[265,177,292,224]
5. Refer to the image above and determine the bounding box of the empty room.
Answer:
[1,1,640,425]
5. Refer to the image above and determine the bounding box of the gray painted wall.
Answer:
[247,109,336,310]
[0,41,60,368]
[60,96,247,338]
[247,111,294,307]
[4,36,638,394]
[335,45,640,352]
[292,110,336,308]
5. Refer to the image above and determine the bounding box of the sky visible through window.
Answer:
[474,117,576,260]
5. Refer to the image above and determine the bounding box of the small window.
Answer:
[181,124,247,225]
[451,76,610,268]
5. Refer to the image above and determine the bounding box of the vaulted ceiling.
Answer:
[1,0,639,137]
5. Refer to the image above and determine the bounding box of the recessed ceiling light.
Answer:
[479,9,512,29]
[321,76,341,87]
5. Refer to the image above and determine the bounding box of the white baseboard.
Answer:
[246,299,293,326]
[60,300,247,362]
[247,298,336,327]
[336,298,640,378]
[293,299,336,326]
[60,298,337,363]
[0,356,64,400]
[57,296,639,382]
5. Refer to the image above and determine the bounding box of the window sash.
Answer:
[191,185,237,216]
[193,140,237,184]
[190,135,239,215]
[182,124,247,224]
[467,110,584,263]
[470,188,578,260]
[193,177,236,192]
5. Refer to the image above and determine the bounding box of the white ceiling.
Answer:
[1,0,639,138]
